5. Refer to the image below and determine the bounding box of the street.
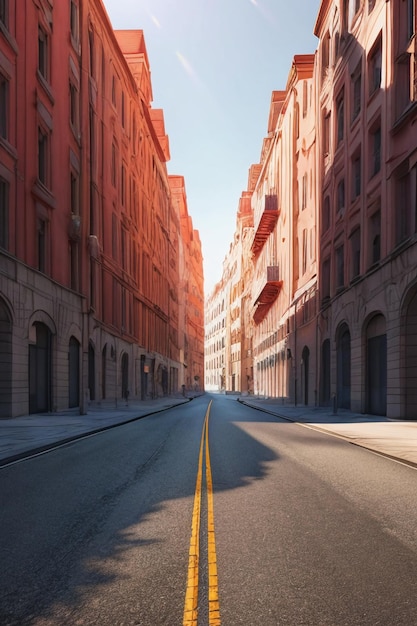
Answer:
[1,394,417,625]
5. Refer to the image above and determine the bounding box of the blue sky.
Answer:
[102,0,320,294]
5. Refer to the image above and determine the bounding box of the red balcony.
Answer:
[251,194,279,257]
[253,266,282,324]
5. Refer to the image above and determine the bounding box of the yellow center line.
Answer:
[205,406,221,626]
[183,400,221,626]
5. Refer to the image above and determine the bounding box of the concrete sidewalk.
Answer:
[0,396,192,466]
[238,396,417,467]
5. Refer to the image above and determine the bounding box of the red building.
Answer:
[169,175,205,391]
[0,1,203,417]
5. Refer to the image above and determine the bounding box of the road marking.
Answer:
[183,400,221,626]
[205,405,221,626]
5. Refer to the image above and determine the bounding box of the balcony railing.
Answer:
[253,265,282,324]
[251,194,279,257]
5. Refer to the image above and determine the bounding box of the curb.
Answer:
[0,398,192,468]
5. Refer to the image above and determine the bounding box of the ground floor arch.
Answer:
[365,314,387,416]
[0,298,12,417]
[336,323,351,410]
[29,322,52,414]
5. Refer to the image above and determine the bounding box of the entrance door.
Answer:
[121,353,129,399]
[367,334,387,415]
[337,325,351,409]
[302,346,310,405]
[69,337,80,408]
[320,339,331,406]
[29,323,51,414]
[0,300,12,417]
[405,292,417,418]
[88,343,95,401]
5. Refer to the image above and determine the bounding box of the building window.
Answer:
[0,74,8,140]
[368,36,382,97]
[38,26,50,83]
[112,213,118,260]
[369,122,381,177]
[350,228,361,279]
[70,1,79,44]
[337,178,345,214]
[323,111,330,157]
[368,0,376,12]
[322,195,330,233]
[38,127,50,187]
[295,103,300,139]
[354,0,361,14]
[406,0,415,42]
[70,172,79,216]
[336,88,344,146]
[395,169,412,245]
[121,227,127,270]
[302,173,307,210]
[335,244,344,290]
[0,1,7,28]
[121,163,126,206]
[0,177,8,249]
[321,32,330,82]
[121,91,126,128]
[111,76,116,107]
[302,228,308,275]
[70,82,79,132]
[88,29,95,78]
[322,257,331,303]
[351,64,362,122]
[111,142,116,187]
[302,80,308,117]
[369,207,381,265]
[352,151,361,200]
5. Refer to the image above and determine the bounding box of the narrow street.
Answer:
[2,395,417,625]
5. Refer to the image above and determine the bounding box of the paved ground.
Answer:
[1,393,417,468]
[238,396,417,467]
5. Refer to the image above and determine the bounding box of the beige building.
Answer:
[204,280,227,392]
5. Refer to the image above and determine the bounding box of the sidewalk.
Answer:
[0,395,192,466]
[237,396,417,467]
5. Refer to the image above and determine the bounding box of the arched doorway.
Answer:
[405,291,417,418]
[29,322,52,414]
[121,353,129,400]
[320,339,331,406]
[68,336,80,408]
[366,314,387,415]
[336,323,351,409]
[88,342,95,401]
[0,299,12,417]
[301,346,310,405]
[102,345,107,400]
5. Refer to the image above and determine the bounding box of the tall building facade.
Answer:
[316,0,417,417]
[0,1,203,418]
[205,0,417,418]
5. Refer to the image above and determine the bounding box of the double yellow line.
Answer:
[183,400,221,626]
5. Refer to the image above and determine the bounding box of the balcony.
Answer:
[251,194,279,257]
[253,266,282,325]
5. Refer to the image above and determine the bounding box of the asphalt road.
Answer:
[1,394,417,625]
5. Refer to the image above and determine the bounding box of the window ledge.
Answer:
[391,102,417,135]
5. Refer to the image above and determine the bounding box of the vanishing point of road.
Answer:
[2,394,417,625]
